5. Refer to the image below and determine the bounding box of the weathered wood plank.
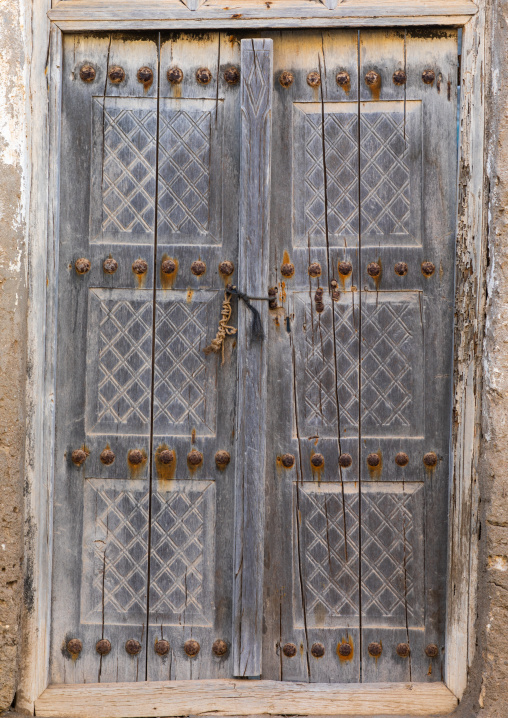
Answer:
[35,679,458,717]
[233,38,273,678]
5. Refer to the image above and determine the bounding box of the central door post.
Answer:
[233,38,273,678]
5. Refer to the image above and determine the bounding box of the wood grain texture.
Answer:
[47,0,476,30]
[233,38,273,678]
[35,679,458,717]
[445,8,487,699]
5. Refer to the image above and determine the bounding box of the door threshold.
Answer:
[35,679,458,717]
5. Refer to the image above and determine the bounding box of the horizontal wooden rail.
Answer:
[36,679,458,717]
[48,0,477,30]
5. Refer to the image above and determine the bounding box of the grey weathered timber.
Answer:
[146,32,241,682]
[232,38,273,678]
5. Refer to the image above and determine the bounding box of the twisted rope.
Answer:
[203,290,237,363]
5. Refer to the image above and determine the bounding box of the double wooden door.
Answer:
[51,29,457,686]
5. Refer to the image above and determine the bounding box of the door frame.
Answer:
[19,1,487,713]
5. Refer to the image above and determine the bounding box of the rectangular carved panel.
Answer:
[153,291,219,436]
[293,102,359,247]
[90,97,157,244]
[294,483,359,629]
[361,292,424,438]
[149,481,215,627]
[293,292,359,438]
[157,99,223,245]
[86,289,153,436]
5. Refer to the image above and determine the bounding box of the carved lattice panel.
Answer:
[361,292,424,438]
[90,97,157,244]
[293,292,359,438]
[294,483,360,629]
[149,481,215,626]
[153,291,219,436]
[293,103,359,247]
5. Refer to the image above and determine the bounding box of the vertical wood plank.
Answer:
[233,38,273,678]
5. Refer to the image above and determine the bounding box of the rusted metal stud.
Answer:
[421,261,435,277]
[365,71,381,87]
[184,639,200,657]
[367,262,381,278]
[212,639,228,656]
[103,258,118,275]
[159,449,175,465]
[279,71,294,88]
[96,638,111,655]
[128,449,144,465]
[268,287,278,310]
[394,261,408,276]
[425,643,439,658]
[338,643,352,657]
[79,64,96,82]
[338,261,353,276]
[187,449,203,468]
[308,262,322,278]
[396,642,410,658]
[132,259,148,275]
[154,639,170,656]
[72,449,87,466]
[392,69,407,85]
[367,453,380,468]
[314,287,325,314]
[311,642,325,658]
[395,452,409,467]
[108,66,126,84]
[307,71,321,88]
[422,69,436,84]
[311,453,324,468]
[137,67,153,85]
[67,638,83,656]
[423,452,438,467]
[161,259,176,275]
[339,453,352,468]
[191,260,206,276]
[281,262,295,278]
[224,67,240,84]
[368,642,382,657]
[215,450,231,468]
[167,67,184,84]
[330,280,340,301]
[336,71,350,87]
[281,453,295,468]
[75,258,91,275]
[196,68,212,85]
[219,260,234,276]
[125,639,142,656]
[282,642,297,657]
[100,449,115,466]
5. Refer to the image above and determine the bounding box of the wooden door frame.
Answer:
[19,1,487,713]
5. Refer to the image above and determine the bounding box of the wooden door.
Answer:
[263,28,457,684]
[51,29,457,687]
[51,31,242,683]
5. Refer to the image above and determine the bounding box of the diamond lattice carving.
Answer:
[102,105,157,234]
[296,295,358,431]
[149,485,212,625]
[361,488,421,621]
[303,112,359,238]
[299,486,359,619]
[360,112,410,236]
[96,299,153,428]
[85,485,149,622]
[158,110,212,237]
[361,301,413,429]
[153,297,215,433]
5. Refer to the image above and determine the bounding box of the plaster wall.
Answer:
[0,1,508,715]
[0,0,28,708]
